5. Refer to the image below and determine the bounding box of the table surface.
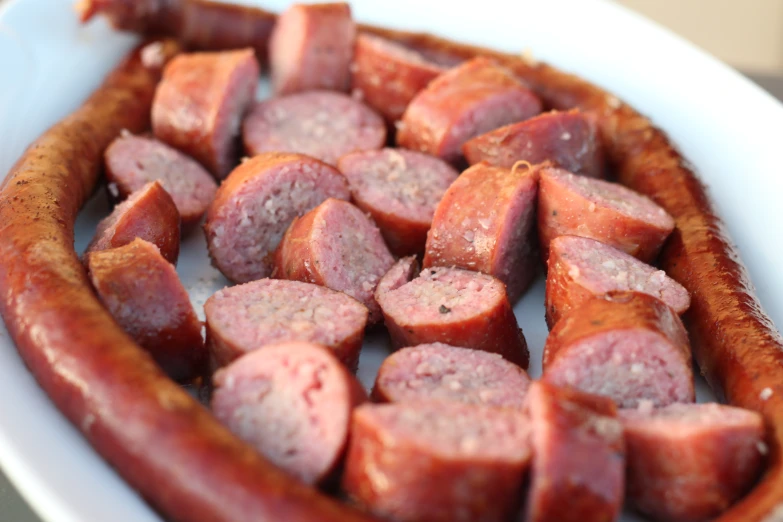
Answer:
[0,0,782,519]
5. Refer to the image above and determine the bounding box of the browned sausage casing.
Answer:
[60,5,783,520]
[0,40,379,522]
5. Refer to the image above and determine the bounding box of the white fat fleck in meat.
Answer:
[107,182,120,199]
[760,387,774,400]
[140,41,165,68]
[560,131,572,141]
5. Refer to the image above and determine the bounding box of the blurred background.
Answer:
[616,0,783,98]
[0,0,781,521]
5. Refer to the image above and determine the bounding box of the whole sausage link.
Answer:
[0,40,378,522]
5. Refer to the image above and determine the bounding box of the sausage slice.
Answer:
[374,255,419,301]
[337,148,458,256]
[351,33,447,122]
[371,343,531,408]
[268,2,355,95]
[342,402,531,522]
[204,278,368,371]
[243,91,386,166]
[377,267,529,368]
[538,167,674,262]
[85,181,180,265]
[397,56,542,163]
[211,342,367,485]
[422,162,539,302]
[462,109,605,178]
[524,381,625,522]
[273,198,395,323]
[204,153,350,283]
[543,292,695,408]
[85,238,205,382]
[104,133,218,225]
[546,235,690,327]
[152,49,260,179]
[620,402,766,522]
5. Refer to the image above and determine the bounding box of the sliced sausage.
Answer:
[543,292,694,408]
[242,91,386,166]
[546,235,690,328]
[204,278,368,371]
[273,198,395,323]
[211,341,367,485]
[342,401,531,522]
[422,162,540,302]
[374,255,419,301]
[461,109,605,178]
[371,343,531,408]
[620,402,766,522]
[85,181,180,264]
[268,2,355,95]
[351,33,447,122]
[396,56,542,163]
[376,267,529,368]
[204,152,350,283]
[524,381,625,522]
[337,148,458,256]
[103,133,218,225]
[85,238,204,382]
[152,48,260,179]
[538,167,674,263]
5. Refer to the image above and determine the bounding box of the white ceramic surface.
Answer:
[0,0,782,521]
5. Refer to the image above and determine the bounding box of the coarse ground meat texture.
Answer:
[371,343,531,408]
[338,148,458,256]
[204,153,350,283]
[204,278,368,371]
[243,91,386,166]
[377,267,528,368]
[374,256,419,301]
[211,342,367,485]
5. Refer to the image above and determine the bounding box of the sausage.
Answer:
[204,278,368,371]
[422,161,540,302]
[524,381,624,522]
[211,341,367,485]
[85,238,204,381]
[342,401,532,522]
[269,2,355,95]
[371,343,531,408]
[242,91,386,166]
[538,166,675,263]
[374,255,419,301]
[350,33,447,122]
[620,402,766,522]
[461,109,605,178]
[76,0,277,65]
[152,48,260,179]
[77,10,783,519]
[396,56,542,163]
[337,148,459,256]
[546,235,690,328]
[104,133,218,225]
[543,292,695,408]
[85,180,180,264]
[204,152,350,284]
[376,267,529,368]
[273,198,394,323]
[0,39,380,522]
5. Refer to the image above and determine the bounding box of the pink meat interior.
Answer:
[355,402,530,462]
[553,235,690,312]
[382,268,506,324]
[209,159,348,282]
[338,148,458,224]
[620,402,764,436]
[212,344,350,484]
[90,181,158,250]
[545,329,693,408]
[310,199,394,312]
[205,279,367,356]
[545,168,673,228]
[377,343,530,408]
[375,256,418,298]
